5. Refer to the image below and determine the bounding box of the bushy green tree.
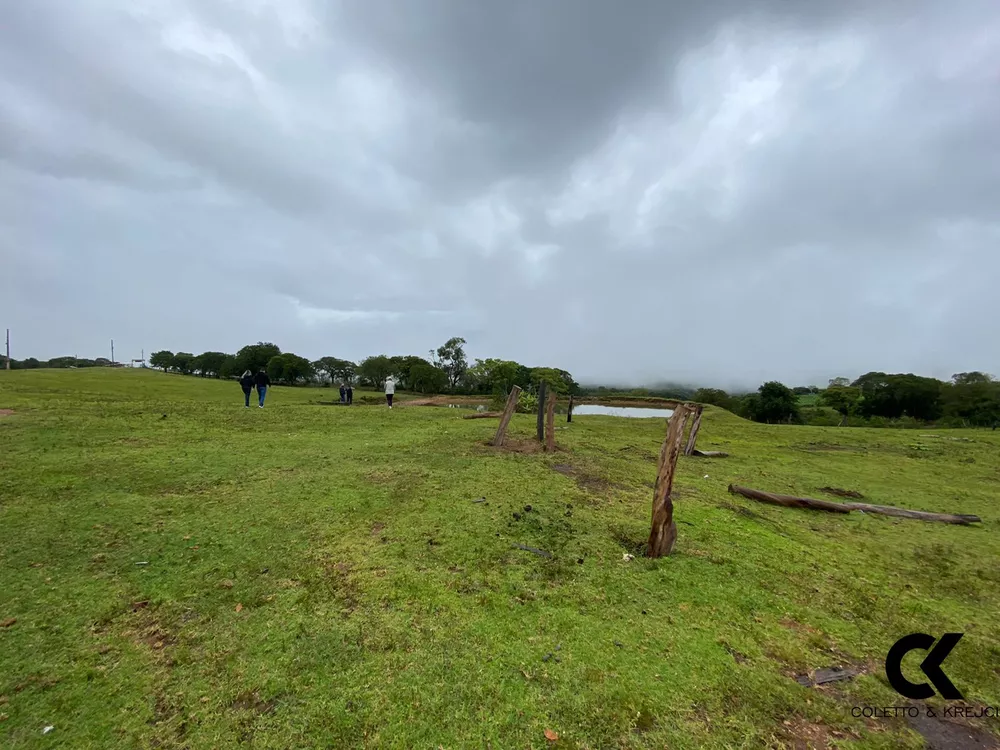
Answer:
[267,353,314,385]
[172,352,195,375]
[235,342,281,374]
[694,388,734,411]
[150,351,174,371]
[357,355,394,388]
[193,351,228,378]
[410,362,448,393]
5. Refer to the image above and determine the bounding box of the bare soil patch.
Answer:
[819,487,866,499]
[0,409,14,417]
[906,710,1000,750]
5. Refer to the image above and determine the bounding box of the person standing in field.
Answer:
[346,383,353,405]
[339,383,346,403]
[255,369,271,408]
[384,376,395,408]
[239,370,255,408]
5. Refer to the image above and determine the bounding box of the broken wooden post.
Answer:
[727,485,982,525]
[536,382,547,442]
[567,395,574,423]
[683,405,705,456]
[544,391,557,452]
[646,404,692,558]
[491,385,522,447]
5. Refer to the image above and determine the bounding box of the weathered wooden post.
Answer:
[491,385,522,447]
[544,391,557,451]
[683,405,705,456]
[536,382,547,442]
[647,404,691,558]
[567,395,574,423]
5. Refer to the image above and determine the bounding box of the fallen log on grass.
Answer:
[727,485,981,525]
[463,411,502,419]
[691,450,729,458]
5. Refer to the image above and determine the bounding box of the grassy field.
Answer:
[1,370,998,749]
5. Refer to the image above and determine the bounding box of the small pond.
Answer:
[572,405,674,419]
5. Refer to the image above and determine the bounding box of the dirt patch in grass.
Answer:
[0,409,14,417]
[794,442,867,453]
[551,463,619,493]
[906,709,1000,749]
[231,691,277,716]
[779,717,859,749]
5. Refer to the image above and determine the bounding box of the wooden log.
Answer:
[683,405,704,456]
[840,502,981,525]
[691,450,729,458]
[647,404,692,558]
[544,391,556,452]
[728,485,850,513]
[567,395,574,423]
[465,412,501,419]
[728,485,981,525]
[491,385,522,446]
[536,382,547,442]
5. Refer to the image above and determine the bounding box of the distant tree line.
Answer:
[140,337,582,397]
[6,356,122,369]
[692,372,1000,428]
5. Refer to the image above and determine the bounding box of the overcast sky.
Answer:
[1,1,998,388]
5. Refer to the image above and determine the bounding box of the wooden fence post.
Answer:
[683,405,704,456]
[491,385,522,447]
[536,382,547,442]
[647,404,691,558]
[544,391,557,451]
[567,395,574,423]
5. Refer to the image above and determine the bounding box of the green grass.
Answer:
[1,370,998,749]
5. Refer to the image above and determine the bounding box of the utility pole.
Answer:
[111,339,115,365]
[4,329,9,370]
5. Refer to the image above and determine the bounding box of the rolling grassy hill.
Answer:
[1,370,998,748]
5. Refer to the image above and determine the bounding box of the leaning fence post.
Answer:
[567,395,574,423]
[492,385,522,447]
[647,404,691,558]
[684,405,705,456]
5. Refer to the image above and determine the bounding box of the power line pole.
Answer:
[111,339,115,365]
[4,329,9,370]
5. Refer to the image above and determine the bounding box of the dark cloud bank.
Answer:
[2,0,998,389]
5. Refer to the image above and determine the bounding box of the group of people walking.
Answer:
[238,372,396,408]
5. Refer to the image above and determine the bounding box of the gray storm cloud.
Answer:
[1,0,998,387]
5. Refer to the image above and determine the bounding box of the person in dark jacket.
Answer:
[339,383,346,403]
[254,369,271,408]
[345,383,353,405]
[239,370,255,408]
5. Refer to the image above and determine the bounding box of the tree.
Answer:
[313,357,355,385]
[267,353,314,385]
[435,337,468,390]
[466,358,524,395]
[410,362,449,393]
[819,385,862,425]
[219,355,241,379]
[357,355,394,388]
[150,351,174,372]
[530,367,571,394]
[172,352,195,375]
[193,351,228,378]
[741,381,800,424]
[942,374,1000,427]
[853,372,943,421]
[234,342,281,374]
[390,355,434,390]
[828,377,851,388]
[694,388,735,411]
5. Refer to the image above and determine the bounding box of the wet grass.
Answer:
[1,369,998,749]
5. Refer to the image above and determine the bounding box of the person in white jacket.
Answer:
[384,376,395,408]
